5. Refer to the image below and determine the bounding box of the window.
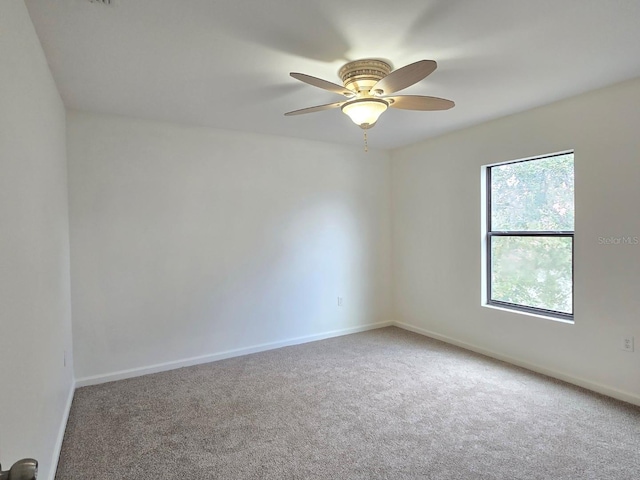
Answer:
[485,152,574,321]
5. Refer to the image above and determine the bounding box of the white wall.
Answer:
[0,1,74,478]
[67,111,392,381]
[392,78,640,403]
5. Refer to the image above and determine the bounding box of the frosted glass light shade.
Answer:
[341,99,388,128]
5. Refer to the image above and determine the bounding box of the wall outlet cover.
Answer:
[621,336,634,352]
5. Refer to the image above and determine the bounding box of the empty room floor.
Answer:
[56,327,640,479]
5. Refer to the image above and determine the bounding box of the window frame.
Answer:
[485,152,574,321]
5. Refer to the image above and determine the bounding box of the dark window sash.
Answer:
[488,231,573,237]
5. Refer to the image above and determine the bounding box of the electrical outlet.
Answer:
[621,336,634,352]
[337,297,343,307]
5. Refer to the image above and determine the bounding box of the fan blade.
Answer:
[290,73,354,97]
[387,95,455,111]
[284,101,344,116]
[371,60,437,95]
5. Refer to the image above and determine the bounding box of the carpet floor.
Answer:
[56,327,640,479]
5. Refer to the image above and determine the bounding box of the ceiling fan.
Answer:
[285,59,455,133]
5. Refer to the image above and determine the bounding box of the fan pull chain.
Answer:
[363,130,368,153]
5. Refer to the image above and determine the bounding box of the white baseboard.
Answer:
[49,380,75,480]
[394,321,640,407]
[76,321,393,388]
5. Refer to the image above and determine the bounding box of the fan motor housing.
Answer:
[339,59,392,93]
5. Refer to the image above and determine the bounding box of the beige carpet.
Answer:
[56,327,640,479]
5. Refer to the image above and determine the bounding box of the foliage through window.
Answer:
[486,152,574,320]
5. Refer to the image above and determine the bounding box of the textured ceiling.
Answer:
[25,0,640,150]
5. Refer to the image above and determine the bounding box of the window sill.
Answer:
[482,303,575,325]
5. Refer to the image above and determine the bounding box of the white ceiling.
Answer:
[25,0,640,150]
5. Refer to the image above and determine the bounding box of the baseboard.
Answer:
[76,321,393,388]
[49,380,75,480]
[394,321,640,407]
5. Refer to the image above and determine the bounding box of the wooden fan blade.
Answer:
[290,73,354,97]
[371,60,437,95]
[284,101,344,116]
[387,95,455,111]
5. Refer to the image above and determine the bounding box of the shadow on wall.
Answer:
[97,195,377,367]
[196,200,371,349]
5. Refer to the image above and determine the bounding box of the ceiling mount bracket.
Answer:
[339,59,392,93]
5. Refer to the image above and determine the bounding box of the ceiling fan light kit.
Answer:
[341,98,388,129]
[285,58,455,149]
[338,59,391,129]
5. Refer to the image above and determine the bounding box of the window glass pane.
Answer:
[491,236,572,314]
[491,154,574,231]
